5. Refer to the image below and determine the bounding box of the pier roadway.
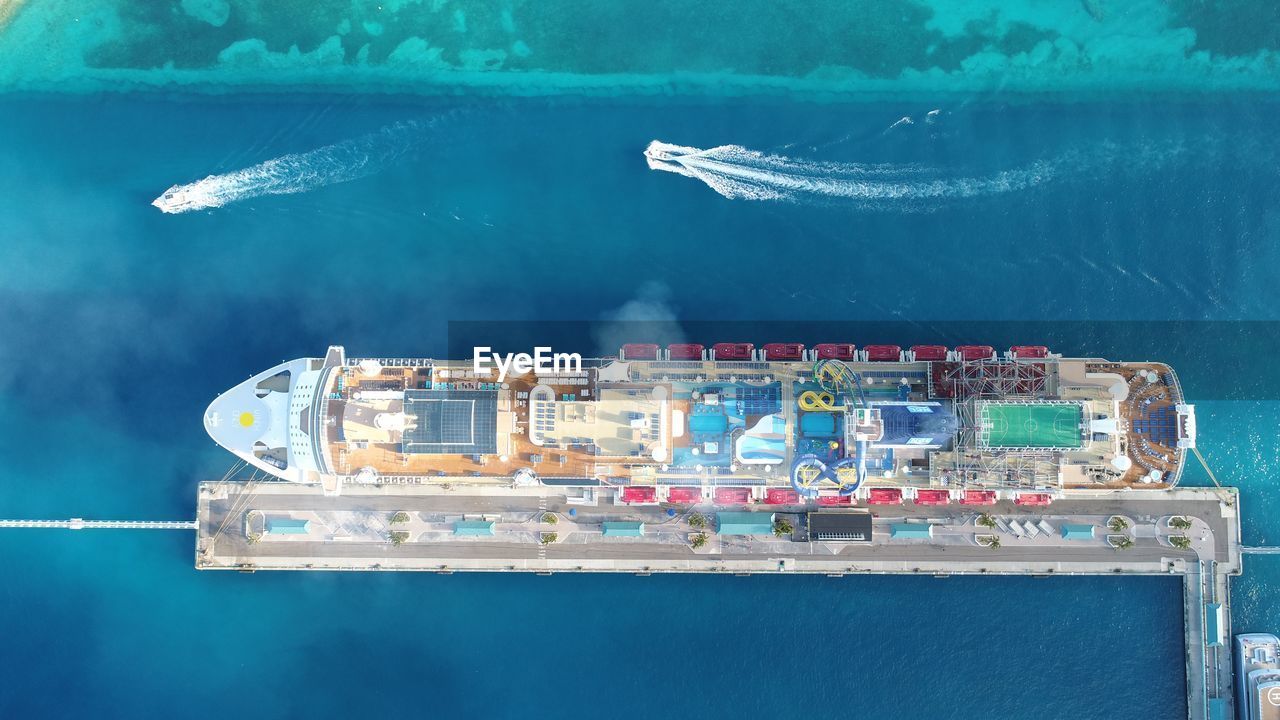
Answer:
[197,483,1239,577]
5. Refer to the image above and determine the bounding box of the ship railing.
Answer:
[535,373,590,382]
[1167,448,1189,488]
[349,474,524,486]
[650,476,767,487]
[349,357,433,368]
[1162,370,1189,488]
[714,361,771,371]
[645,361,706,370]
[1164,369,1186,404]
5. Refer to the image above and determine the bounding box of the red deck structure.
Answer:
[764,488,800,505]
[814,343,856,360]
[914,489,950,505]
[713,487,752,504]
[817,494,852,506]
[959,490,997,506]
[866,488,903,505]
[621,343,659,361]
[1010,345,1049,359]
[1014,492,1053,506]
[666,486,703,504]
[934,356,1048,398]
[763,343,804,361]
[910,345,948,361]
[621,486,657,503]
[711,343,754,361]
[929,362,959,398]
[666,343,704,361]
[955,345,995,362]
[864,345,902,362]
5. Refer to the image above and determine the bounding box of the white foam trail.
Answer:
[645,140,1054,205]
[153,121,422,213]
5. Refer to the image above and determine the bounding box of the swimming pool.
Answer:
[689,412,729,435]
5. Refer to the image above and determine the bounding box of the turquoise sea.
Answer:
[2,2,1280,718]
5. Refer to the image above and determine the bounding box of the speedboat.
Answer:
[151,185,212,213]
[644,145,678,163]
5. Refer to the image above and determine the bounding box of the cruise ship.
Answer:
[1238,634,1280,720]
[204,343,1196,497]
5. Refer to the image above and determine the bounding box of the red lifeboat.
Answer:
[713,487,752,504]
[1014,492,1053,507]
[666,487,703,504]
[711,343,754,361]
[667,343,704,361]
[763,343,804,361]
[620,343,659,361]
[914,489,951,505]
[910,345,948,362]
[814,343,856,360]
[764,488,800,505]
[864,344,902,362]
[621,486,657,504]
[959,490,997,506]
[956,345,995,362]
[867,487,904,505]
[1011,345,1049,359]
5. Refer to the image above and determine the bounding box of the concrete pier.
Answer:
[196,480,1241,719]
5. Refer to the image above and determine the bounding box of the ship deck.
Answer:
[1106,361,1186,486]
[314,356,1190,494]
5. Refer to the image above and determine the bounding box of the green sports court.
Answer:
[979,403,1082,448]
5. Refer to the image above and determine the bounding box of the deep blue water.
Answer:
[2,93,1280,718]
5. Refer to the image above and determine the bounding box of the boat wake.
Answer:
[152,121,423,213]
[645,140,1056,206]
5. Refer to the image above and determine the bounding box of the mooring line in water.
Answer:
[1191,447,1234,506]
[209,469,265,545]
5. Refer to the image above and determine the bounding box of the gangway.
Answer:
[0,518,196,530]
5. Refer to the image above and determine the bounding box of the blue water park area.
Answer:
[787,363,956,498]
[790,358,891,470]
[671,380,783,468]
[789,377,865,497]
[793,380,848,459]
